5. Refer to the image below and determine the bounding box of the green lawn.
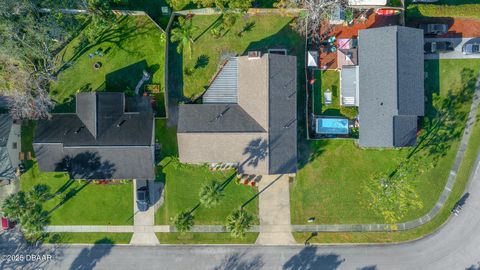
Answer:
[155,158,259,225]
[20,163,134,225]
[294,103,480,243]
[42,233,133,244]
[407,3,480,19]
[156,232,258,244]
[52,15,166,115]
[292,59,480,225]
[173,14,303,100]
[312,70,357,119]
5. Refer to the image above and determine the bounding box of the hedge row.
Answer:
[407,4,480,19]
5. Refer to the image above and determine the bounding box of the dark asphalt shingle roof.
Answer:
[33,93,155,179]
[358,26,424,148]
[0,115,15,180]
[177,104,265,133]
[267,54,297,174]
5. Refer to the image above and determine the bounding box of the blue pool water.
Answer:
[316,118,349,135]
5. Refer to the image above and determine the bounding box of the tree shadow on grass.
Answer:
[407,68,477,163]
[69,238,114,270]
[56,16,152,76]
[49,181,91,214]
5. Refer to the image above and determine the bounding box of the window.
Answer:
[12,142,17,149]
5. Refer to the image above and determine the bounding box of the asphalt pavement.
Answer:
[424,37,480,59]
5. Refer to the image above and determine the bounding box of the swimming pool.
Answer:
[316,118,349,135]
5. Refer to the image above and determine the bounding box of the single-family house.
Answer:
[33,92,155,180]
[177,53,297,175]
[358,26,424,147]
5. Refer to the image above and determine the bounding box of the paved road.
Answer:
[425,38,480,60]
[1,153,480,270]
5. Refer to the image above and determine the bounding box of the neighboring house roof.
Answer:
[358,26,424,148]
[178,53,297,175]
[33,92,155,180]
[0,115,15,180]
[340,65,359,107]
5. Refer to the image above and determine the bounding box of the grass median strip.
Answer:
[41,233,133,244]
[156,232,258,244]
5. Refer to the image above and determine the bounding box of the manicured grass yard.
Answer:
[292,59,480,225]
[294,103,480,243]
[42,233,133,244]
[52,15,166,115]
[155,158,258,225]
[154,119,258,225]
[20,164,134,225]
[312,70,357,119]
[174,14,303,99]
[156,232,258,244]
[407,2,480,19]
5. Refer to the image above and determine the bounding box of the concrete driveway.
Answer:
[130,179,159,245]
[256,174,295,245]
[425,38,480,59]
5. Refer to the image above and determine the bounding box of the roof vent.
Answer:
[248,51,262,60]
[117,120,126,127]
[74,126,85,134]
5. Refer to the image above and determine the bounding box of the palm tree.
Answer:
[28,184,51,204]
[170,16,197,58]
[1,192,27,221]
[172,210,194,233]
[226,208,253,238]
[199,181,224,208]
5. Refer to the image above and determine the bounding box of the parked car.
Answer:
[424,41,454,54]
[419,24,448,35]
[1,216,15,230]
[136,186,149,212]
[463,43,480,55]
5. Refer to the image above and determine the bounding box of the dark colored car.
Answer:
[136,186,149,212]
[463,43,480,55]
[424,41,454,53]
[419,24,448,35]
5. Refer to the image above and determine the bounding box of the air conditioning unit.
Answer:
[247,51,261,60]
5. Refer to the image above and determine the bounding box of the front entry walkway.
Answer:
[255,174,295,245]
[130,180,159,245]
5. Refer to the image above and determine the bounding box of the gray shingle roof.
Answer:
[267,54,297,174]
[178,54,297,175]
[0,115,15,180]
[358,26,424,148]
[33,93,155,179]
[177,104,265,133]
